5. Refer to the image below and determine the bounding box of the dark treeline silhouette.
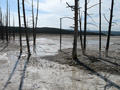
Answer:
[0,26,107,35]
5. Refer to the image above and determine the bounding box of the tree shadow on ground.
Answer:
[0,44,8,52]
[19,55,31,90]
[2,52,22,90]
[40,48,120,75]
[40,48,120,89]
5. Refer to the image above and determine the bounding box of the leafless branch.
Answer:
[87,3,100,9]
[112,22,117,25]
[87,0,90,5]
[66,2,75,11]
[25,0,30,4]
[87,13,96,23]
[103,14,109,23]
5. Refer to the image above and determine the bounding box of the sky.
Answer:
[0,0,120,31]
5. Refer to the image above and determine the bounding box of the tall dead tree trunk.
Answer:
[83,0,87,55]
[32,0,35,47]
[34,0,39,46]
[72,0,78,59]
[99,0,101,58]
[22,0,31,55]
[9,6,10,41]
[2,15,5,41]
[0,8,4,40]
[17,0,22,53]
[0,8,1,39]
[60,18,62,51]
[6,0,9,43]
[105,0,114,56]
[78,10,84,54]
[13,15,15,41]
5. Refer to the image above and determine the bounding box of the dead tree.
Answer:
[0,7,1,21]
[0,7,1,39]
[32,0,35,45]
[13,15,15,41]
[105,0,114,56]
[83,0,99,55]
[6,0,9,43]
[60,18,62,51]
[66,1,78,59]
[2,14,5,41]
[17,0,22,53]
[99,0,101,58]
[32,0,36,48]
[22,0,31,55]
[2,15,6,42]
[72,0,79,59]
[83,0,87,55]
[34,0,39,46]
[78,9,84,54]
[9,6,11,41]
[0,7,4,40]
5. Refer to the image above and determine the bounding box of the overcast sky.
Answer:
[0,0,120,31]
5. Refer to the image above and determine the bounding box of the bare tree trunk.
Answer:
[9,6,10,41]
[78,10,84,54]
[13,15,15,41]
[17,0,22,53]
[2,15,5,42]
[6,0,9,43]
[22,0,31,55]
[105,0,114,56]
[60,18,62,51]
[32,0,35,47]
[1,25,4,40]
[72,0,78,59]
[34,0,39,46]
[99,0,101,58]
[1,26,2,41]
[0,8,4,40]
[83,0,87,55]
[0,8,1,39]
[0,26,1,39]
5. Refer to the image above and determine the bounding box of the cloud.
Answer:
[24,0,74,29]
[0,0,120,31]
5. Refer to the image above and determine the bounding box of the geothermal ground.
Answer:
[0,34,120,90]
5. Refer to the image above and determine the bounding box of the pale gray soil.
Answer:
[0,34,120,90]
